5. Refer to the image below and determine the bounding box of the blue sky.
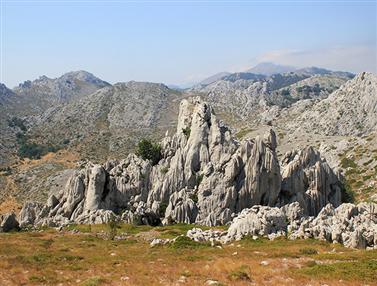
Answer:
[1,0,376,87]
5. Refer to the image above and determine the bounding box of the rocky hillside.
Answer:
[191,69,352,122]
[13,70,110,113]
[0,71,110,166]
[288,72,377,136]
[29,81,188,161]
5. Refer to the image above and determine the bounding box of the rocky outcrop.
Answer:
[289,203,377,249]
[19,97,343,228]
[279,147,343,216]
[19,202,43,228]
[186,202,377,249]
[0,212,20,232]
[225,205,287,241]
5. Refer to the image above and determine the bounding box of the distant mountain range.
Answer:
[192,62,354,89]
[246,62,297,75]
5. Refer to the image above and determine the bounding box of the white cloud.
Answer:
[252,45,377,73]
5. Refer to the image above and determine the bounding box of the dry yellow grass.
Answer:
[0,196,22,215]
[0,224,376,286]
[17,149,79,171]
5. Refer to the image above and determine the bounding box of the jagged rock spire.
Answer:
[19,97,342,227]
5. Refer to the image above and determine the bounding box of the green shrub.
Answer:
[159,202,168,217]
[342,182,355,203]
[340,157,357,169]
[161,166,169,174]
[8,117,27,131]
[107,214,120,240]
[136,138,162,166]
[281,89,290,96]
[189,192,198,204]
[169,236,210,249]
[299,248,318,255]
[182,127,191,138]
[16,132,27,144]
[228,265,252,281]
[17,142,59,159]
[196,174,204,186]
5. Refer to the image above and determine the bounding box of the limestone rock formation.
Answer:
[19,97,343,228]
[0,212,20,232]
[279,147,343,215]
[225,205,287,241]
[289,202,377,249]
[186,202,377,249]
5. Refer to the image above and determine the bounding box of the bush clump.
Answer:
[18,142,59,160]
[169,236,210,249]
[228,265,252,281]
[8,117,27,131]
[136,138,162,166]
[340,157,357,169]
[182,127,191,138]
[196,174,204,186]
[299,248,318,255]
[342,182,355,203]
[159,202,168,217]
[107,214,120,240]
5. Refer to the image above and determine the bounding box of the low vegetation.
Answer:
[15,131,61,160]
[136,138,162,166]
[8,117,28,132]
[0,225,375,285]
[182,127,191,138]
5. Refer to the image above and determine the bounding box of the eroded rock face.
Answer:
[0,212,20,232]
[186,202,377,249]
[289,203,377,249]
[225,205,287,241]
[279,147,342,216]
[19,97,343,228]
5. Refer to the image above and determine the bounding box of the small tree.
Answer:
[136,138,162,166]
[159,202,168,217]
[107,214,120,240]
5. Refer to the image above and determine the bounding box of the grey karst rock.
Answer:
[121,202,159,226]
[150,238,173,247]
[163,188,198,224]
[19,97,345,230]
[19,201,44,228]
[185,202,377,249]
[236,135,281,211]
[224,205,287,242]
[84,165,107,211]
[281,202,305,222]
[289,202,377,249]
[186,228,225,243]
[279,147,342,216]
[75,209,116,225]
[0,212,20,232]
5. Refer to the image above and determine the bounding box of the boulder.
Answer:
[19,202,43,228]
[0,212,20,232]
[224,205,287,242]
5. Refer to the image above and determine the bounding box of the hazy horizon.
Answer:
[1,0,376,88]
